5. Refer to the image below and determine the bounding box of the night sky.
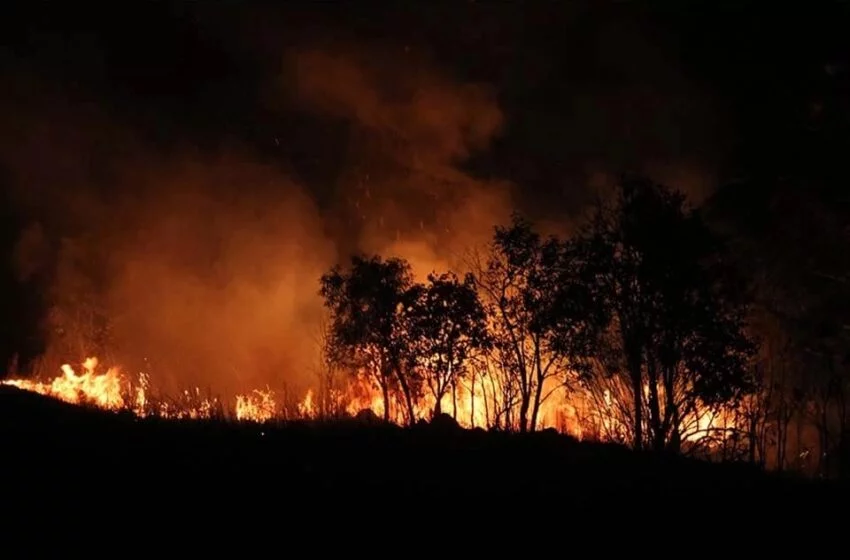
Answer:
[4,2,847,192]
[1,1,848,376]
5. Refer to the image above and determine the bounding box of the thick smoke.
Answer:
[96,157,336,397]
[290,45,513,279]
[3,41,514,398]
[5,117,335,396]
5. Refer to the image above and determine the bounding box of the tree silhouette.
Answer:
[319,255,420,423]
[577,176,757,451]
[471,213,605,432]
[705,180,850,474]
[407,271,489,418]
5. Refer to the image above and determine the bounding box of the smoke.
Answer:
[1,75,335,396]
[98,157,335,397]
[5,129,336,396]
[1,39,514,398]
[289,45,513,279]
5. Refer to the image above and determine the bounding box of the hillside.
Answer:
[0,385,844,536]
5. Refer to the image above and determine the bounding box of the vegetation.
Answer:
[318,179,754,449]
[4,176,848,481]
[469,214,607,433]
[319,255,420,423]
[313,175,849,478]
[573,176,756,452]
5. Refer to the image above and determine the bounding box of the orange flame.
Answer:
[2,356,740,450]
[2,357,125,410]
[235,388,276,423]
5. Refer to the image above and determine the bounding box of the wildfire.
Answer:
[1,357,125,410]
[235,388,277,423]
[298,389,317,419]
[3,357,237,421]
[1,356,741,453]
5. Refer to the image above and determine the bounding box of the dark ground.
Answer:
[0,385,845,542]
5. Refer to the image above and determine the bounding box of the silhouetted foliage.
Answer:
[705,180,850,475]
[320,257,493,426]
[407,272,489,417]
[471,213,607,432]
[576,176,757,452]
[319,255,420,423]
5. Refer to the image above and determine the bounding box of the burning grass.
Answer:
[1,355,746,460]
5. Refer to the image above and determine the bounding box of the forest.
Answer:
[311,174,849,478]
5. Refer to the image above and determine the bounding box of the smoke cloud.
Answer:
[289,45,513,279]
[1,39,514,398]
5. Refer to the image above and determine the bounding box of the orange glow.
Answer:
[2,357,125,410]
[235,388,277,423]
[2,356,742,452]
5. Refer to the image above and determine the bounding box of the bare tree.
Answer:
[469,214,604,432]
[310,312,346,418]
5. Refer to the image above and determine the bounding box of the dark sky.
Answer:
[3,1,847,202]
[0,0,848,374]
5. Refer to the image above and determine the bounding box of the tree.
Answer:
[319,255,420,424]
[578,176,757,452]
[705,181,850,474]
[471,213,605,432]
[309,312,347,418]
[407,271,489,417]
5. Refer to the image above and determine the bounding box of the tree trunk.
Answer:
[818,402,830,476]
[530,371,545,433]
[381,381,390,422]
[646,358,663,452]
[486,369,498,427]
[663,365,680,454]
[668,407,681,454]
[452,381,458,420]
[748,413,758,465]
[390,360,416,425]
[469,372,476,428]
[776,403,789,471]
[518,393,529,433]
[398,377,416,426]
[627,348,643,451]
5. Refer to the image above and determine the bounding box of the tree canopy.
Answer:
[574,176,757,451]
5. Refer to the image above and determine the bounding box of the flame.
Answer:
[3,358,221,420]
[1,357,125,410]
[2,356,741,452]
[298,389,316,419]
[235,388,276,423]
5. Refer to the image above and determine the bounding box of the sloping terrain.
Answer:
[0,385,843,536]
